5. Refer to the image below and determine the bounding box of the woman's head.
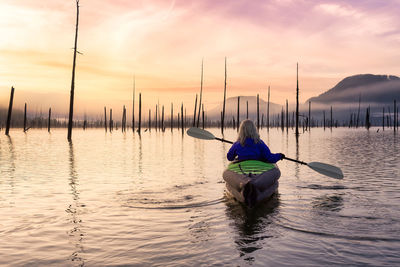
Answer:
[237,119,260,146]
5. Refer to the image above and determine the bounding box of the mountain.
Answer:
[307,74,400,105]
[207,96,282,121]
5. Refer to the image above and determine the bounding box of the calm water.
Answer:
[0,127,399,266]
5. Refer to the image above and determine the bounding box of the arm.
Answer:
[260,141,283,163]
[227,142,238,161]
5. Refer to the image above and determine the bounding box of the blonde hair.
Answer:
[237,119,260,146]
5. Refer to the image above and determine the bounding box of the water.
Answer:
[0,128,399,266]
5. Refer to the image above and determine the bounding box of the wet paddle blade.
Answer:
[308,162,344,179]
[186,127,216,140]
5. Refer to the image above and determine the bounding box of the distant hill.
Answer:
[307,74,400,105]
[207,96,282,121]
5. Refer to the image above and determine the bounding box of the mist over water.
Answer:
[0,128,399,266]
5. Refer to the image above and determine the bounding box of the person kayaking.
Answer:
[227,119,285,163]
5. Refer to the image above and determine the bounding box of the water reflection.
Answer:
[5,136,16,197]
[294,135,300,179]
[6,136,16,173]
[67,142,85,266]
[225,194,280,263]
[312,194,344,212]
[137,134,143,176]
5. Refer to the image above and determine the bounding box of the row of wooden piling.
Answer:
[3,85,399,134]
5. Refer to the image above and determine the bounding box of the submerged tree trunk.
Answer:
[67,0,80,141]
[181,103,184,134]
[196,59,204,128]
[148,109,151,132]
[110,109,113,132]
[237,96,240,131]
[138,93,141,134]
[171,103,173,131]
[48,108,51,133]
[5,86,15,136]
[356,94,361,128]
[286,99,289,132]
[308,101,311,130]
[23,103,27,132]
[132,75,135,132]
[222,57,227,134]
[267,86,270,131]
[246,101,249,119]
[193,94,197,127]
[104,106,107,132]
[295,63,299,137]
[257,94,260,130]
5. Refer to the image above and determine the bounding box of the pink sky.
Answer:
[1,0,400,118]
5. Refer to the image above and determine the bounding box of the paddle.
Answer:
[186,127,344,179]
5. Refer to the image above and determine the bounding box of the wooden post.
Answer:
[155,104,158,131]
[23,103,27,132]
[181,103,184,134]
[104,106,107,132]
[122,105,126,132]
[177,113,180,130]
[382,107,385,131]
[110,109,113,132]
[132,75,135,131]
[193,94,197,127]
[286,99,289,132]
[138,93,141,133]
[257,94,260,130]
[148,109,151,132]
[237,96,240,131]
[158,101,161,131]
[196,59,204,128]
[48,108,51,132]
[171,103,173,131]
[67,0,80,141]
[267,85,270,131]
[222,57,227,134]
[261,114,263,128]
[366,106,370,130]
[330,106,333,130]
[308,101,311,130]
[394,100,397,132]
[246,101,249,119]
[356,94,361,128]
[202,104,205,129]
[295,63,299,137]
[5,86,15,136]
[162,105,164,131]
[323,110,326,130]
[83,113,87,130]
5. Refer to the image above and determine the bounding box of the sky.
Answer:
[1,0,400,119]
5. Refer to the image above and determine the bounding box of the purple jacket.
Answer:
[227,138,283,163]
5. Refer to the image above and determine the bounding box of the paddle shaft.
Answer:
[214,137,305,165]
[282,156,307,165]
[214,137,233,144]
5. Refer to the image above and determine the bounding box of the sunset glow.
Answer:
[1,0,400,118]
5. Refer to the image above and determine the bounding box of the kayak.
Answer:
[223,160,281,207]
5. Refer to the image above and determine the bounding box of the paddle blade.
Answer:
[307,162,344,179]
[186,127,216,140]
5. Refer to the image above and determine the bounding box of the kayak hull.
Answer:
[223,161,280,207]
